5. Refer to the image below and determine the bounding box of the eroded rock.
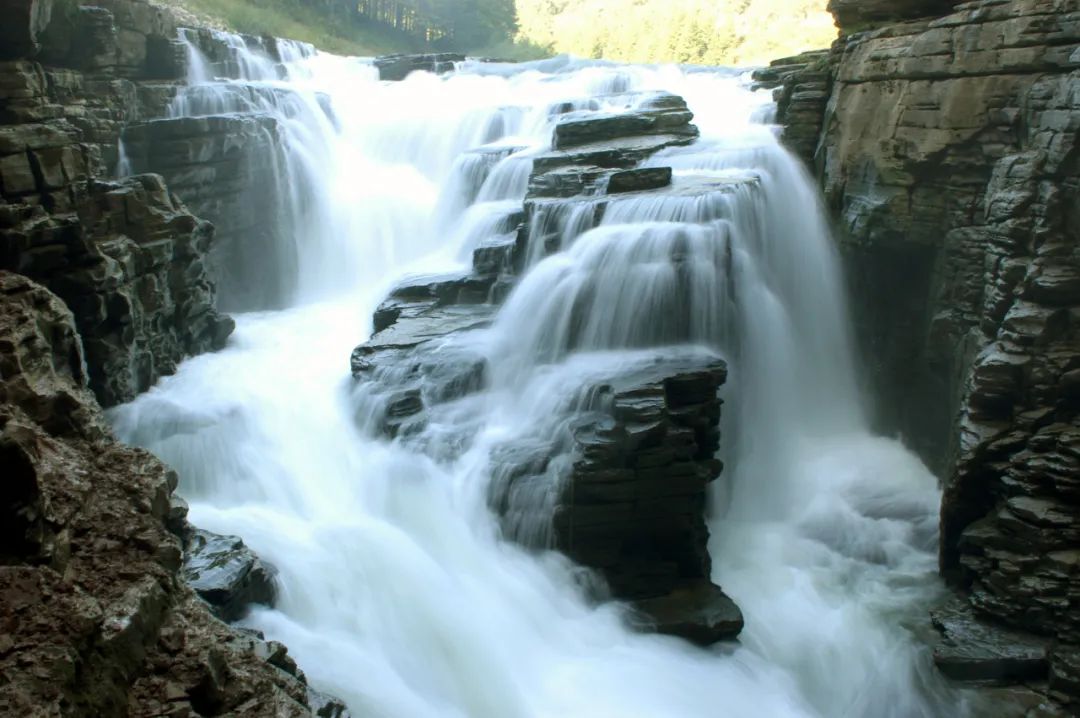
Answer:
[0,271,342,716]
[770,0,1080,710]
[375,53,464,81]
[183,529,278,622]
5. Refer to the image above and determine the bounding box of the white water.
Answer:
[111,37,967,718]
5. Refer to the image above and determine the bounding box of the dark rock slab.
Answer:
[532,132,699,175]
[183,529,278,622]
[308,687,353,718]
[526,165,672,199]
[932,599,1050,683]
[485,350,735,643]
[964,686,1068,718]
[375,53,464,81]
[351,301,495,438]
[551,354,726,597]
[553,93,697,150]
[632,581,744,645]
[608,166,673,194]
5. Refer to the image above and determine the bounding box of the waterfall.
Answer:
[110,41,966,718]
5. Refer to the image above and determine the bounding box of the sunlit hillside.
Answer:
[516,0,838,65]
[160,0,837,64]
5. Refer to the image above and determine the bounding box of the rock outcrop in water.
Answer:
[374,52,465,81]
[771,0,1080,711]
[351,94,744,644]
[0,271,346,716]
[549,358,744,645]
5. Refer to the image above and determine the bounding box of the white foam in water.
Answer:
[110,39,971,718]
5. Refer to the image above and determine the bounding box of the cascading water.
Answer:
[110,39,971,718]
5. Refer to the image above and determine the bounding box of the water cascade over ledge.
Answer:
[110,33,968,718]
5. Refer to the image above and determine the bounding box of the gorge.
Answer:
[0,1,1077,716]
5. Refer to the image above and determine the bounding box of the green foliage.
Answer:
[167,0,834,64]
[165,0,420,55]
[515,0,838,66]
[167,0,520,55]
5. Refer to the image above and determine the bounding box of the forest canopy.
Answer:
[172,0,837,65]
[514,0,838,65]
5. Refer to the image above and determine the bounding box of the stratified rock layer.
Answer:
[0,271,344,717]
[350,93,742,643]
[0,0,233,406]
[772,0,1080,710]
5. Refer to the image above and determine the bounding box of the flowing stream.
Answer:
[111,36,966,718]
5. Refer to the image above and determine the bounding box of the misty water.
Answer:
[111,35,966,717]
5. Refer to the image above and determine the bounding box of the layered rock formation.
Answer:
[771,0,1080,710]
[122,112,298,311]
[0,4,353,714]
[350,95,744,644]
[0,271,345,716]
[0,0,233,407]
[547,358,743,645]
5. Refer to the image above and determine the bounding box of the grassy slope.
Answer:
[158,0,418,56]
[159,0,834,65]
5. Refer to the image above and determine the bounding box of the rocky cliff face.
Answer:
[770,0,1079,710]
[0,0,233,407]
[0,3,354,715]
[0,272,345,716]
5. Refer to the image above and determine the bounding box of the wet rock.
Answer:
[607,166,672,194]
[552,93,696,150]
[479,350,737,644]
[548,355,726,603]
[632,581,744,645]
[770,0,1080,708]
[0,272,328,716]
[931,599,1050,682]
[122,112,300,312]
[183,529,278,622]
[308,687,353,718]
[533,132,698,175]
[0,173,235,406]
[532,93,698,173]
[375,53,464,81]
[965,686,1068,718]
[753,50,833,168]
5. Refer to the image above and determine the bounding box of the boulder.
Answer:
[183,529,278,622]
[632,581,744,645]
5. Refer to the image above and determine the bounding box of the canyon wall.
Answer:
[0,0,233,407]
[0,3,351,715]
[0,271,346,716]
[769,0,1080,709]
